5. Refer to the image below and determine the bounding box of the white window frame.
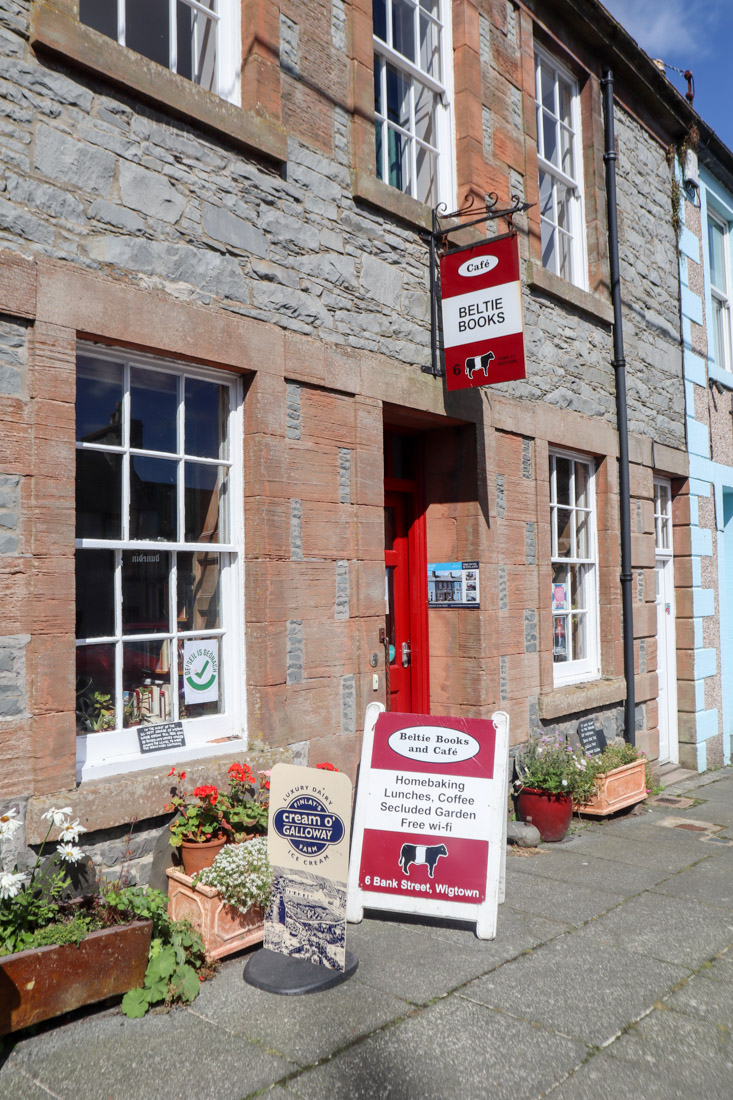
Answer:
[549,449,599,686]
[75,343,246,782]
[373,0,456,208]
[653,479,673,558]
[80,0,241,105]
[707,209,733,373]
[535,46,587,289]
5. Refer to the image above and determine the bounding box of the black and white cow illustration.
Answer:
[399,842,448,878]
[464,350,495,380]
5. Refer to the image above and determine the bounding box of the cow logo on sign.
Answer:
[399,842,448,878]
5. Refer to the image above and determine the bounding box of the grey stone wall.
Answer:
[0,634,29,719]
[0,11,684,443]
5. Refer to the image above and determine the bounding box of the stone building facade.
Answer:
[0,0,719,878]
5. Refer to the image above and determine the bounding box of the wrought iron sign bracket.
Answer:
[422,193,534,376]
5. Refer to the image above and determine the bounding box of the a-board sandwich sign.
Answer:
[266,762,353,971]
[440,233,525,391]
[347,703,510,940]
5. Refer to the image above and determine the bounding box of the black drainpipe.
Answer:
[601,67,636,745]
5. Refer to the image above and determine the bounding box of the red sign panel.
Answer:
[355,712,496,905]
[440,233,525,391]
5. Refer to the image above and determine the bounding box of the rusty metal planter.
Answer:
[167,867,264,960]
[0,920,152,1036]
[575,759,647,816]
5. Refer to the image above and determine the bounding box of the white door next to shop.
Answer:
[655,480,678,765]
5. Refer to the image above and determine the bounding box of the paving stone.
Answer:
[604,1004,733,1081]
[287,995,589,1100]
[503,863,627,925]
[560,828,710,873]
[665,968,733,1028]
[190,950,411,1065]
[462,935,688,1046]
[549,1048,703,1100]
[508,847,671,895]
[5,1006,295,1100]
[0,1064,52,1100]
[571,890,733,969]
[651,849,733,912]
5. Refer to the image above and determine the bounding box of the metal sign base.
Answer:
[243,948,359,996]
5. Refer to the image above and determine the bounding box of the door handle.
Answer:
[401,641,411,667]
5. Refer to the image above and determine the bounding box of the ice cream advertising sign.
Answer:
[347,704,509,940]
[440,233,525,391]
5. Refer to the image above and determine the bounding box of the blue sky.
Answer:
[601,0,733,152]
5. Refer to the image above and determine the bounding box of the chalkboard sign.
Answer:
[137,722,186,755]
[577,718,607,757]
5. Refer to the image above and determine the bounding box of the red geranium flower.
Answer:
[316,762,338,772]
[192,784,219,805]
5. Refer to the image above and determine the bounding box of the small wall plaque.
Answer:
[137,721,186,755]
[577,717,607,757]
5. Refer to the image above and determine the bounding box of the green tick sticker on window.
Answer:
[183,640,219,705]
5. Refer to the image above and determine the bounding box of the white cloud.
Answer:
[602,0,719,64]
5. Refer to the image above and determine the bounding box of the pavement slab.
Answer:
[507,846,671,894]
[651,849,733,911]
[665,965,733,1027]
[603,1003,733,1082]
[461,933,689,1046]
[549,1047,718,1100]
[284,994,589,1100]
[3,1005,296,1100]
[560,827,712,873]
[503,862,627,925]
[190,949,411,1065]
[570,890,733,969]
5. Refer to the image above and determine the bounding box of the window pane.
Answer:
[558,228,572,283]
[76,450,122,539]
[419,12,440,77]
[123,640,172,726]
[555,457,571,505]
[185,3,217,92]
[374,55,383,115]
[373,0,387,42]
[570,564,586,610]
[130,456,178,540]
[552,565,569,610]
[185,463,227,543]
[185,378,229,459]
[121,550,170,635]
[392,0,416,62]
[558,79,572,127]
[76,550,115,639]
[575,462,589,508]
[387,126,411,194]
[571,613,587,660]
[77,644,117,733]
[556,508,573,557]
[126,0,169,68]
[542,111,558,167]
[79,0,117,40]
[76,356,124,445]
[708,218,727,291]
[416,144,436,206]
[560,124,574,177]
[576,510,590,558]
[177,0,194,80]
[375,118,384,180]
[540,63,555,112]
[539,171,554,220]
[130,367,178,453]
[386,64,410,129]
[178,551,221,630]
[414,81,435,145]
[179,637,222,719]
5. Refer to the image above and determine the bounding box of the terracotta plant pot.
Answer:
[0,919,152,1036]
[166,868,264,960]
[179,834,227,876]
[575,759,647,816]
[516,788,573,842]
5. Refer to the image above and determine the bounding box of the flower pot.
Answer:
[575,759,647,816]
[179,834,227,876]
[0,919,152,1036]
[516,788,573,842]
[166,868,264,960]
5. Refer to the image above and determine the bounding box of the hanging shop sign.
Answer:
[347,703,509,940]
[427,561,480,608]
[265,762,353,972]
[440,233,525,391]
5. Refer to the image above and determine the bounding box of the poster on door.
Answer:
[346,703,509,940]
[427,562,480,608]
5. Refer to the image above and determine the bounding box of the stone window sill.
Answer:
[31,2,287,164]
[352,170,434,232]
[538,676,626,721]
[526,262,614,326]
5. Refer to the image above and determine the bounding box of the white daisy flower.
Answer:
[56,843,84,864]
[57,819,87,843]
[0,870,25,900]
[0,808,22,839]
[41,807,73,828]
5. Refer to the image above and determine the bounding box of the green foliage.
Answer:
[193,838,273,913]
[165,769,232,846]
[590,740,643,774]
[23,912,100,950]
[120,918,207,1018]
[514,733,598,802]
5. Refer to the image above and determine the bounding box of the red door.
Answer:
[384,491,412,711]
[383,431,429,713]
